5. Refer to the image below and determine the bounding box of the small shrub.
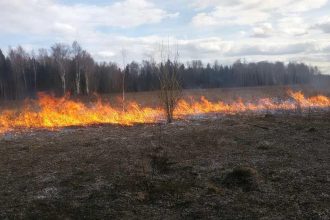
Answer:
[257,141,271,150]
[308,127,317,132]
[149,153,175,174]
[147,180,190,202]
[222,167,260,191]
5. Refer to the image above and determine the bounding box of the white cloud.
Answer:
[192,5,269,27]
[226,41,316,56]
[277,16,309,36]
[96,51,116,60]
[191,13,218,26]
[0,0,177,36]
[312,16,330,33]
[190,0,328,74]
[286,0,328,12]
[53,22,77,34]
[192,0,328,13]
[191,0,239,10]
[251,23,274,38]
[85,35,329,67]
[191,0,329,27]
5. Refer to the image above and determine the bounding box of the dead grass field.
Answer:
[1,84,329,110]
[0,86,330,219]
[96,84,330,108]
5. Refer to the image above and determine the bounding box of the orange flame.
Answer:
[0,91,329,134]
[175,91,330,117]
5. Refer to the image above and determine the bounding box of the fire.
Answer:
[175,91,330,117]
[0,93,162,134]
[0,91,329,134]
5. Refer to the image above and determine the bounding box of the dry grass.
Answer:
[0,113,329,219]
[221,167,260,192]
[1,84,329,110]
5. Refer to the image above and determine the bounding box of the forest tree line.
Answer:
[0,41,325,100]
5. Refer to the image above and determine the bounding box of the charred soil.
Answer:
[0,113,329,219]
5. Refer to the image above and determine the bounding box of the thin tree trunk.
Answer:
[22,68,27,90]
[85,72,89,95]
[0,81,3,99]
[122,70,125,112]
[76,70,80,95]
[33,59,37,92]
[77,74,80,95]
[75,60,80,95]
[61,73,66,95]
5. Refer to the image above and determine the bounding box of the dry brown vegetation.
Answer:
[0,84,329,111]
[0,86,330,219]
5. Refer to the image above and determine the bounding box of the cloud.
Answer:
[191,0,239,10]
[286,0,328,13]
[277,16,309,36]
[226,42,316,56]
[251,23,274,38]
[192,0,328,13]
[91,35,328,63]
[316,22,330,33]
[53,23,76,34]
[96,51,116,60]
[312,16,330,33]
[0,0,177,36]
[191,0,329,27]
[250,15,314,38]
[191,5,269,27]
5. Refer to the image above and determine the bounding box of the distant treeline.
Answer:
[0,42,326,100]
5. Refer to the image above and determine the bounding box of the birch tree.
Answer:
[51,43,69,95]
[72,41,83,95]
[81,50,94,95]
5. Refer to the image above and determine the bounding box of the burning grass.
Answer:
[0,90,330,134]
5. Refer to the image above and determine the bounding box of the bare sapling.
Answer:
[121,48,127,112]
[158,43,182,123]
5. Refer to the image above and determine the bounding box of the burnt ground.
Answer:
[0,113,329,219]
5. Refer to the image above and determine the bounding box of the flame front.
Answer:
[0,91,330,134]
[175,91,330,116]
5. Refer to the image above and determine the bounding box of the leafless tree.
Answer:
[121,48,127,112]
[72,41,83,95]
[51,43,69,95]
[158,43,182,123]
[8,46,29,99]
[0,49,6,99]
[38,48,48,66]
[81,50,94,95]
[30,51,37,92]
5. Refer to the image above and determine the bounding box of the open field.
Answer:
[1,84,330,110]
[1,114,330,219]
[0,86,330,219]
[102,84,330,106]
[78,85,330,109]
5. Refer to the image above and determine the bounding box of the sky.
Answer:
[0,0,329,73]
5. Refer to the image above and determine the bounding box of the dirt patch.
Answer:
[221,167,260,191]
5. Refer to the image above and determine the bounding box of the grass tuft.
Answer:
[221,167,260,191]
